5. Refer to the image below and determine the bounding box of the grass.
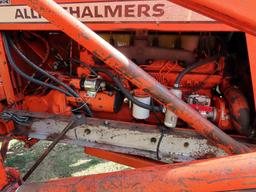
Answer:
[3,140,130,182]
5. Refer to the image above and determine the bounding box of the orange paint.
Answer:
[24,0,250,155]
[246,33,256,110]
[0,0,255,190]
[0,34,16,104]
[85,148,164,168]
[18,152,256,192]
[169,0,256,36]
[0,156,8,190]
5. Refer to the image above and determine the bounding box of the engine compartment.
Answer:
[1,31,255,137]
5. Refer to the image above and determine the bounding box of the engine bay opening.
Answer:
[1,30,255,137]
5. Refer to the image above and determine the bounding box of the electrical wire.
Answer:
[151,100,165,160]
[8,38,79,98]
[3,33,93,117]
[71,58,98,76]
[2,33,73,97]
[71,58,162,111]
[92,67,162,112]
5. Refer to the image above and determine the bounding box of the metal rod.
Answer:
[22,118,75,182]
[169,0,256,36]
[24,0,251,154]
[18,152,256,192]
[0,155,8,191]
[0,138,10,161]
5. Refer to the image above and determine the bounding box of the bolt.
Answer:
[84,129,91,135]
[104,120,109,126]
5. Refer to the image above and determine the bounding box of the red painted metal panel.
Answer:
[246,34,256,110]
[0,82,6,100]
[18,152,256,192]
[85,147,164,168]
[0,156,8,191]
[169,0,256,36]
[0,33,16,104]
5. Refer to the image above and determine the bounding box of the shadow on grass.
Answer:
[4,140,129,182]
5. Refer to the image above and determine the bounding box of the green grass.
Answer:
[3,140,130,182]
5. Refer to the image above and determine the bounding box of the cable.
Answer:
[151,100,165,160]
[92,67,162,112]
[2,33,73,97]
[4,34,93,117]
[71,58,98,77]
[8,38,79,98]
[174,55,219,88]
[71,58,161,111]
[156,131,164,160]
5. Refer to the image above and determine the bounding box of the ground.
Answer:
[3,140,130,182]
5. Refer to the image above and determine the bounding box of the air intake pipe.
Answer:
[223,86,250,136]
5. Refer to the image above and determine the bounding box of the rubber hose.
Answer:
[2,33,73,97]
[3,33,93,117]
[9,38,79,98]
[93,67,162,112]
[71,58,98,76]
[174,55,219,88]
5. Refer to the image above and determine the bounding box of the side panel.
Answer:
[0,33,16,104]
[246,34,256,110]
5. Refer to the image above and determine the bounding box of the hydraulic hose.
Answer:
[174,55,219,88]
[92,67,162,112]
[8,38,79,98]
[71,58,98,76]
[3,33,93,117]
[2,33,73,97]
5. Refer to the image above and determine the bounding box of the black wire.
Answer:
[9,38,80,98]
[2,33,73,97]
[71,58,162,112]
[3,33,93,117]
[151,100,165,160]
[71,58,98,77]
[174,55,219,88]
[92,67,162,112]
[156,131,164,160]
